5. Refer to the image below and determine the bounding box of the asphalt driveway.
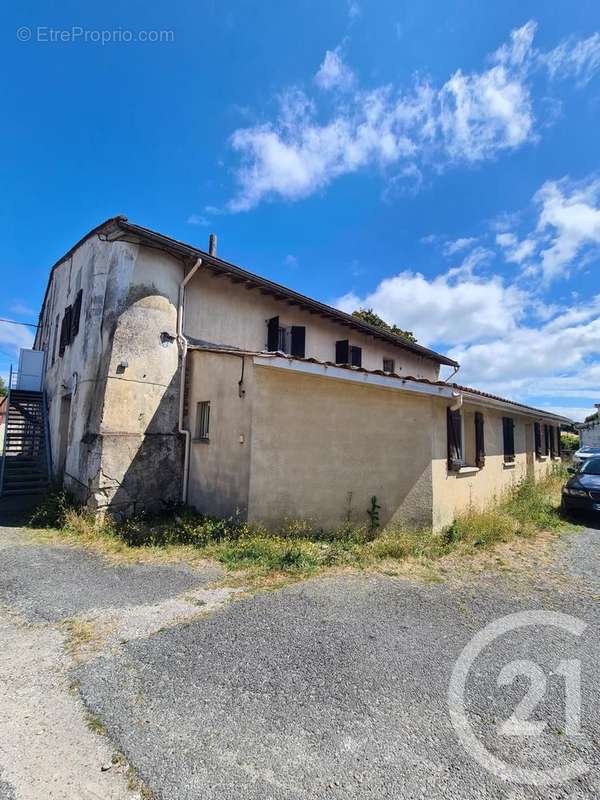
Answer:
[1,515,599,799]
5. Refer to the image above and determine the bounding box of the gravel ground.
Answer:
[0,523,228,799]
[0,527,222,623]
[76,566,600,800]
[1,516,599,799]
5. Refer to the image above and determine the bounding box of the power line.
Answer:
[0,317,39,329]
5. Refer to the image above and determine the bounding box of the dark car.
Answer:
[561,456,600,515]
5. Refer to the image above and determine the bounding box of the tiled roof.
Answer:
[37,216,457,368]
[190,345,572,423]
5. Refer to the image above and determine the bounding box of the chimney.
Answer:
[208,233,217,257]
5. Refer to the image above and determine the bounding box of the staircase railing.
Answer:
[0,365,13,497]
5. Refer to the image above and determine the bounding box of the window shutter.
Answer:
[543,424,550,456]
[447,407,464,470]
[556,426,561,458]
[549,426,557,458]
[290,326,306,358]
[59,306,72,357]
[335,340,349,364]
[267,316,279,352]
[534,422,541,458]
[350,345,362,367]
[474,412,485,468]
[503,417,515,461]
[70,290,83,341]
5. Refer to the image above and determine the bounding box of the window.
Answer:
[474,412,485,468]
[336,340,362,367]
[195,401,210,441]
[266,316,306,357]
[383,358,395,373]
[502,417,515,463]
[70,290,83,340]
[51,315,60,366]
[447,407,464,470]
[534,422,542,458]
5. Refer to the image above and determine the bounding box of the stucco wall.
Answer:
[97,246,185,514]
[187,351,254,520]
[184,268,439,380]
[432,402,560,530]
[246,362,435,530]
[37,236,138,502]
[38,238,187,514]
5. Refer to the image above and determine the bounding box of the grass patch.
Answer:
[29,467,574,583]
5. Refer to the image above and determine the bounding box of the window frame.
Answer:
[382,358,395,373]
[502,416,516,463]
[195,400,211,442]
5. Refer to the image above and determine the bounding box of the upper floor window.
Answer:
[335,340,362,368]
[266,316,305,358]
[383,358,395,373]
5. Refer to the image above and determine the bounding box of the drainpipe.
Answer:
[449,392,463,412]
[177,258,202,504]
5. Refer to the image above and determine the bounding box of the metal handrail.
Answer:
[0,365,12,496]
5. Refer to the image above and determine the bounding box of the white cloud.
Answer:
[447,297,600,410]
[283,254,298,267]
[535,177,600,281]
[9,302,36,317]
[336,267,525,347]
[541,32,600,87]
[0,321,35,354]
[228,22,550,210]
[444,237,477,256]
[315,48,354,91]
[535,406,595,423]
[347,1,360,20]
[187,214,210,226]
[495,231,537,264]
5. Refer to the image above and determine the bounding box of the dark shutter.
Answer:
[474,412,485,468]
[59,306,72,357]
[534,422,541,458]
[290,326,306,358]
[543,424,550,456]
[70,290,83,341]
[556,426,561,458]
[502,417,515,462]
[267,316,279,352]
[447,407,464,470]
[350,345,362,367]
[549,426,557,458]
[335,340,349,364]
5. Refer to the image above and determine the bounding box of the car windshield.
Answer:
[581,458,600,475]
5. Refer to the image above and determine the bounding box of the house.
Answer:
[29,216,569,531]
[579,406,600,448]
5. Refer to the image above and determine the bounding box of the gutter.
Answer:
[252,355,457,400]
[177,258,202,504]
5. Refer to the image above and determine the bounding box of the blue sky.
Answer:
[1,1,599,420]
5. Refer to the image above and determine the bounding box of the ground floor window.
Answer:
[447,408,464,470]
[195,401,210,441]
[502,417,515,462]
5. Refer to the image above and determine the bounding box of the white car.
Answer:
[573,445,600,466]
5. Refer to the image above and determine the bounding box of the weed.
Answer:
[85,712,106,736]
[31,471,571,583]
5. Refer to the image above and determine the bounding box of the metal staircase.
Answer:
[0,364,51,497]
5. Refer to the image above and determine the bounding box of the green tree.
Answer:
[584,411,599,423]
[0,376,6,397]
[351,308,417,343]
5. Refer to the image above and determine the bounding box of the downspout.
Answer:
[449,392,463,412]
[177,258,202,504]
